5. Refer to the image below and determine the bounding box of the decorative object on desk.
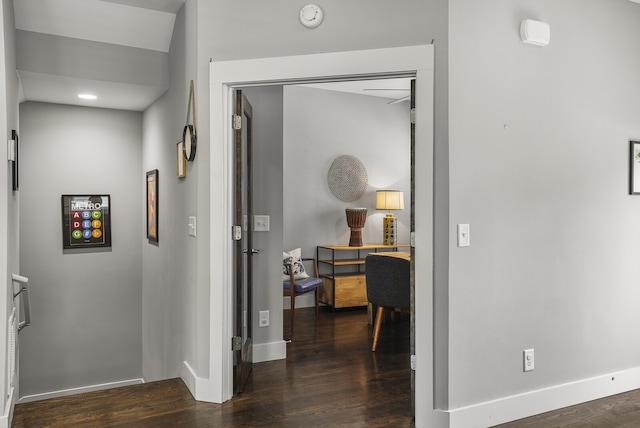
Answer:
[182,80,197,162]
[345,208,367,247]
[376,190,405,245]
[327,155,368,202]
[282,248,310,280]
[146,169,159,243]
[630,141,640,194]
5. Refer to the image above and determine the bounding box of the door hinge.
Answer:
[410,231,416,248]
[232,225,242,241]
[410,108,416,125]
[410,354,416,371]
[232,336,242,351]
[233,114,242,130]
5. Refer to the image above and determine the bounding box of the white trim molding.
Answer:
[253,340,286,363]
[444,366,640,427]
[17,378,144,404]
[181,361,213,402]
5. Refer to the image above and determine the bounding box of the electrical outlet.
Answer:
[259,310,269,327]
[523,348,534,372]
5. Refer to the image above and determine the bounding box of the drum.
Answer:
[345,208,368,247]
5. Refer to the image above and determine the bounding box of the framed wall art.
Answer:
[176,141,186,178]
[631,141,640,195]
[11,129,18,191]
[146,169,159,242]
[61,195,112,249]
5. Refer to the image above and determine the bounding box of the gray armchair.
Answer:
[365,253,410,351]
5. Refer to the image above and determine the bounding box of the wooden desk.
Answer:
[317,244,409,309]
[367,251,410,261]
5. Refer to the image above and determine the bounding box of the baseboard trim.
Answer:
[253,340,286,363]
[445,366,640,427]
[182,361,214,403]
[17,378,145,404]
[0,386,15,428]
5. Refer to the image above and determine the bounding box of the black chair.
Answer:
[365,254,410,351]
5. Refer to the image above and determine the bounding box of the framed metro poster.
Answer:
[61,195,112,249]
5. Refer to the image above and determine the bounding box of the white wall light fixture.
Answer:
[520,19,550,47]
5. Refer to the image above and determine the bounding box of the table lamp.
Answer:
[376,190,405,245]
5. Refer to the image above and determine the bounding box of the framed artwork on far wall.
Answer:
[61,194,112,249]
[146,169,159,243]
[631,141,640,195]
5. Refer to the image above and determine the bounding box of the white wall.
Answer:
[18,102,142,398]
[283,85,411,307]
[444,0,640,423]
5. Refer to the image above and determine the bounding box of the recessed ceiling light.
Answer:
[78,94,97,100]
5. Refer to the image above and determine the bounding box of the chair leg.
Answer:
[290,291,295,336]
[314,287,319,317]
[372,306,385,352]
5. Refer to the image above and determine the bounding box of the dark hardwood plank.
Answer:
[13,307,412,427]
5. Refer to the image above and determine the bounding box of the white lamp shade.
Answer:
[376,190,405,210]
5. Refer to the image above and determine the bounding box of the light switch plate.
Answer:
[254,215,270,232]
[188,216,197,237]
[457,224,470,247]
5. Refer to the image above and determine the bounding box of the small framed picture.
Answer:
[11,129,18,191]
[631,141,640,194]
[177,141,186,178]
[146,169,158,243]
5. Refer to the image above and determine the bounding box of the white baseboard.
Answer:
[253,340,286,363]
[0,386,15,428]
[181,361,215,403]
[18,378,145,404]
[445,366,640,427]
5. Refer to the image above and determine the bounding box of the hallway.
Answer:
[12,308,412,427]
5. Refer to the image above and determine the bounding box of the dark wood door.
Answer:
[234,89,254,393]
[410,78,416,416]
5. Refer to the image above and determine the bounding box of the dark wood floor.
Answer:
[12,307,413,427]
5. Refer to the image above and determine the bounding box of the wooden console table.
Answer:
[317,244,408,309]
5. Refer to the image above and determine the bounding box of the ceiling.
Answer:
[13,0,185,110]
[13,0,410,111]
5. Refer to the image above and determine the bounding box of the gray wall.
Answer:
[18,102,142,397]
[446,0,640,410]
[141,3,198,382]
[283,85,411,307]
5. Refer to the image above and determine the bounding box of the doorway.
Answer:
[209,45,435,427]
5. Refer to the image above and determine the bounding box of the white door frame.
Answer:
[209,45,439,427]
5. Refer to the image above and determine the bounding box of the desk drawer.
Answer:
[321,274,368,308]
